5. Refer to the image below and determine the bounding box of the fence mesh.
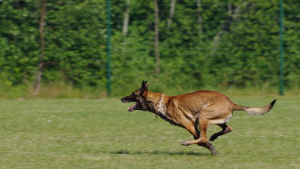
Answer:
[0,0,299,96]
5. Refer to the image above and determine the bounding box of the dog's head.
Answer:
[121,80,150,112]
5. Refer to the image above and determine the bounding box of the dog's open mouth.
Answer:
[128,103,141,112]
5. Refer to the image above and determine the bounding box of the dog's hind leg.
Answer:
[209,123,232,141]
[197,142,217,155]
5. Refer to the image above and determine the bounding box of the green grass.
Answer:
[0,96,299,169]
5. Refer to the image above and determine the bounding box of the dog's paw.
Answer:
[207,142,218,156]
[180,141,190,146]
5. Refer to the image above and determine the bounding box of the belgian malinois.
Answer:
[121,81,276,155]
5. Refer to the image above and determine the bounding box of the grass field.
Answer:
[0,95,299,169]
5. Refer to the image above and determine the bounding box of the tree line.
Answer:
[0,0,299,96]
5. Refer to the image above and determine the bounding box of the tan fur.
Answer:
[121,81,276,155]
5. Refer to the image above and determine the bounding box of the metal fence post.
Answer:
[107,0,111,96]
[279,0,284,95]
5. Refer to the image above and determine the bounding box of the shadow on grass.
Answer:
[110,150,209,156]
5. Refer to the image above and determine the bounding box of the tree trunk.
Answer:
[122,0,130,58]
[123,0,130,36]
[167,0,176,29]
[209,2,247,57]
[34,0,47,95]
[196,0,203,42]
[154,0,160,74]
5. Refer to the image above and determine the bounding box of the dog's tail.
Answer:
[233,99,277,115]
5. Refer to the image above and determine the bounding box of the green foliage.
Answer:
[0,0,107,90]
[0,0,299,96]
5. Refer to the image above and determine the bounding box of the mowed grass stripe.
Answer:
[0,97,299,169]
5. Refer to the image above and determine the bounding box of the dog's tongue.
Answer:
[128,104,136,112]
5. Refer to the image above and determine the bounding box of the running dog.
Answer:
[121,81,276,155]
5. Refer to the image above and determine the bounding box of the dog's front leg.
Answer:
[180,117,217,155]
[183,123,200,140]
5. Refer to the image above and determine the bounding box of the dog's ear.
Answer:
[140,80,148,96]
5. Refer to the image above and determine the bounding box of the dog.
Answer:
[121,81,276,155]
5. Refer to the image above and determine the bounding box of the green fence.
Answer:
[106,0,299,96]
[0,0,299,96]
